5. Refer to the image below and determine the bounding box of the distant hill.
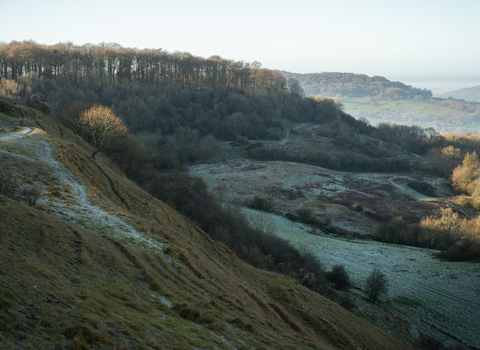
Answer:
[440,85,480,101]
[282,71,432,99]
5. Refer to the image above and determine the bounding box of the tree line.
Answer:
[0,41,286,92]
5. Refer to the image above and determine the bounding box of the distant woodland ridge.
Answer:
[282,71,433,99]
[440,85,480,102]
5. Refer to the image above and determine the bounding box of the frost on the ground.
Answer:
[160,296,172,309]
[241,207,480,347]
[0,130,165,253]
[189,159,443,234]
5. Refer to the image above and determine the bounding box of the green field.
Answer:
[341,97,480,134]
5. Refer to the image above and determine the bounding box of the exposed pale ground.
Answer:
[189,158,443,233]
[241,207,480,348]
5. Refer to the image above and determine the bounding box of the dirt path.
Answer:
[0,128,165,253]
[0,127,37,141]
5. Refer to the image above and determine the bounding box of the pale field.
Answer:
[241,207,480,348]
[189,158,444,234]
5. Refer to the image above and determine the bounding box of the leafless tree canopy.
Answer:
[0,41,287,92]
[77,105,129,158]
[365,268,388,303]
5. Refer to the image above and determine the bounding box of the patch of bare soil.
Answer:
[189,159,444,234]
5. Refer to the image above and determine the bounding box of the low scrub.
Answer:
[246,195,274,212]
[326,264,351,291]
[0,171,42,205]
[372,208,480,261]
[407,181,436,197]
[351,203,363,211]
[337,294,356,311]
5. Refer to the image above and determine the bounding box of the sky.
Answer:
[2,0,480,79]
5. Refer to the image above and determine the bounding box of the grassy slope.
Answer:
[0,102,399,349]
[342,97,477,133]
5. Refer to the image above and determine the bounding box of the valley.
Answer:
[188,125,480,348]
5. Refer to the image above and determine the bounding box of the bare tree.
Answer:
[365,268,389,303]
[76,105,129,158]
[0,171,23,199]
[21,186,43,206]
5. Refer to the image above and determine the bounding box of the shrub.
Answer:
[299,270,318,290]
[296,208,319,225]
[246,196,274,212]
[365,268,388,303]
[327,264,351,290]
[235,135,249,145]
[284,213,297,221]
[375,224,401,243]
[0,171,23,199]
[407,181,436,197]
[351,203,363,211]
[21,186,43,206]
[338,294,356,311]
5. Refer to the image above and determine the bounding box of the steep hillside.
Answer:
[0,103,400,348]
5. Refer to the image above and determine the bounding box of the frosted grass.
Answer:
[242,207,480,347]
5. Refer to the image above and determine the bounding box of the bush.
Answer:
[246,196,274,212]
[284,213,297,221]
[327,264,351,290]
[375,224,401,243]
[21,186,43,206]
[296,208,319,225]
[407,181,436,197]
[235,135,249,145]
[365,268,388,303]
[338,294,356,311]
[0,171,23,199]
[351,203,363,211]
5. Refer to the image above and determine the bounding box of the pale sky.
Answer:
[1,0,480,77]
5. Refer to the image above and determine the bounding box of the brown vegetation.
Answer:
[76,105,129,158]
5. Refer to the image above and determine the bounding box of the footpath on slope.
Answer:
[0,127,167,253]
